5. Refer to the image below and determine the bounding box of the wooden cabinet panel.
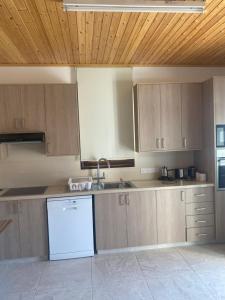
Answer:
[18,199,48,258]
[0,85,23,132]
[0,201,20,259]
[45,84,80,156]
[95,193,127,250]
[214,77,225,124]
[134,85,161,151]
[126,191,157,247]
[21,85,46,132]
[160,84,182,150]
[157,189,186,244]
[181,83,202,150]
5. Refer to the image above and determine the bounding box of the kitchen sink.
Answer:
[92,181,135,190]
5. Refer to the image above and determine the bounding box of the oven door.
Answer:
[218,157,225,189]
[216,125,225,147]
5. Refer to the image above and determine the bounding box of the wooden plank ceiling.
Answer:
[0,0,225,66]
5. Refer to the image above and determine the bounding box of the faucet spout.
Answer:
[94,158,110,187]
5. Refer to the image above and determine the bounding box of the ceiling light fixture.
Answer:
[63,0,205,13]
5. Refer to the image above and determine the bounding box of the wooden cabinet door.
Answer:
[160,84,182,150]
[0,85,23,132]
[45,84,80,156]
[157,189,186,244]
[95,193,127,250]
[134,85,161,151]
[0,201,20,259]
[181,83,202,150]
[21,85,46,132]
[126,191,157,247]
[18,199,48,258]
[214,77,225,124]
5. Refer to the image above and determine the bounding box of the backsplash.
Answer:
[0,144,194,188]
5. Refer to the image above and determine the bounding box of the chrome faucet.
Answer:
[94,158,110,187]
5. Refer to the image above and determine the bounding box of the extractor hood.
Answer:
[0,132,45,144]
[63,0,205,13]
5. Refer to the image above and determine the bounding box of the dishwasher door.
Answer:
[47,195,94,260]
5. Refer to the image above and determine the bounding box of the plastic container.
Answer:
[68,177,93,191]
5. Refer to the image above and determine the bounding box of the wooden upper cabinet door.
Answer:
[126,191,157,247]
[18,199,48,258]
[134,85,161,151]
[0,201,20,260]
[214,77,225,124]
[181,83,202,150]
[45,84,80,156]
[157,189,186,244]
[95,193,127,250]
[160,84,182,150]
[21,85,46,132]
[0,85,23,132]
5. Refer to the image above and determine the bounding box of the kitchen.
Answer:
[1,0,225,299]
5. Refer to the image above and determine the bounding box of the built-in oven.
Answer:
[216,125,225,147]
[217,149,225,190]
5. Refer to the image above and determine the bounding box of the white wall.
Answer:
[78,68,134,160]
[0,67,76,84]
[133,67,225,83]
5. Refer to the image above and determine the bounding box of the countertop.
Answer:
[0,180,214,202]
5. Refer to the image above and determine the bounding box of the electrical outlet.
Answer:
[140,168,159,174]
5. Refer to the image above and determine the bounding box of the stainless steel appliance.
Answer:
[217,149,225,190]
[188,166,197,179]
[175,168,184,179]
[216,125,225,147]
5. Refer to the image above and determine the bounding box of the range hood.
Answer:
[0,132,45,144]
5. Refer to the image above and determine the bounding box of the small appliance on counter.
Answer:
[160,166,197,181]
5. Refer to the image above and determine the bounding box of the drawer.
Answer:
[187,226,215,242]
[186,214,215,228]
[186,187,214,203]
[186,201,214,216]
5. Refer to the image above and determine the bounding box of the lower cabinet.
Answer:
[0,199,48,260]
[95,191,157,250]
[18,199,48,258]
[156,189,186,244]
[0,201,20,259]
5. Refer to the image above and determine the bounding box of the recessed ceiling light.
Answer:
[63,0,205,13]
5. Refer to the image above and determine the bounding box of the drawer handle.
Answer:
[119,194,125,206]
[196,233,208,237]
[195,220,207,223]
[194,193,206,197]
[195,207,207,211]
[156,138,160,149]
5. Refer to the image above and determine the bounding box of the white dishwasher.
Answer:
[47,195,94,260]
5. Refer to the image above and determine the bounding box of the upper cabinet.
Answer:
[134,83,202,152]
[160,84,182,150]
[0,85,45,133]
[134,84,161,152]
[181,83,202,150]
[45,84,80,156]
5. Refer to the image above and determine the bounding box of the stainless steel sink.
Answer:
[92,181,135,190]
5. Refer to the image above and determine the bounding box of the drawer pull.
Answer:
[196,233,208,237]
[194,193,206,197]
[195,207,207,211]
[156,138,160,149]
[195,220,206,223]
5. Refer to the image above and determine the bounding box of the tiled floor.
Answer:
[1,244,225,299]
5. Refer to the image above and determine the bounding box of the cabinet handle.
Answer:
[14,118,20,129]
[119,194,125,206]
[195,220,207,223]
[195,207,207,211]
[156,138,160,149]
[63,207,77,211]
[181,191,185,201]
[194,193,206,197]
[46,142,51,154]
[22,118,25,129]
[183,137,187,148]
[196,233,208,237]
[161,138,165,149]
[125,194,129,205]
